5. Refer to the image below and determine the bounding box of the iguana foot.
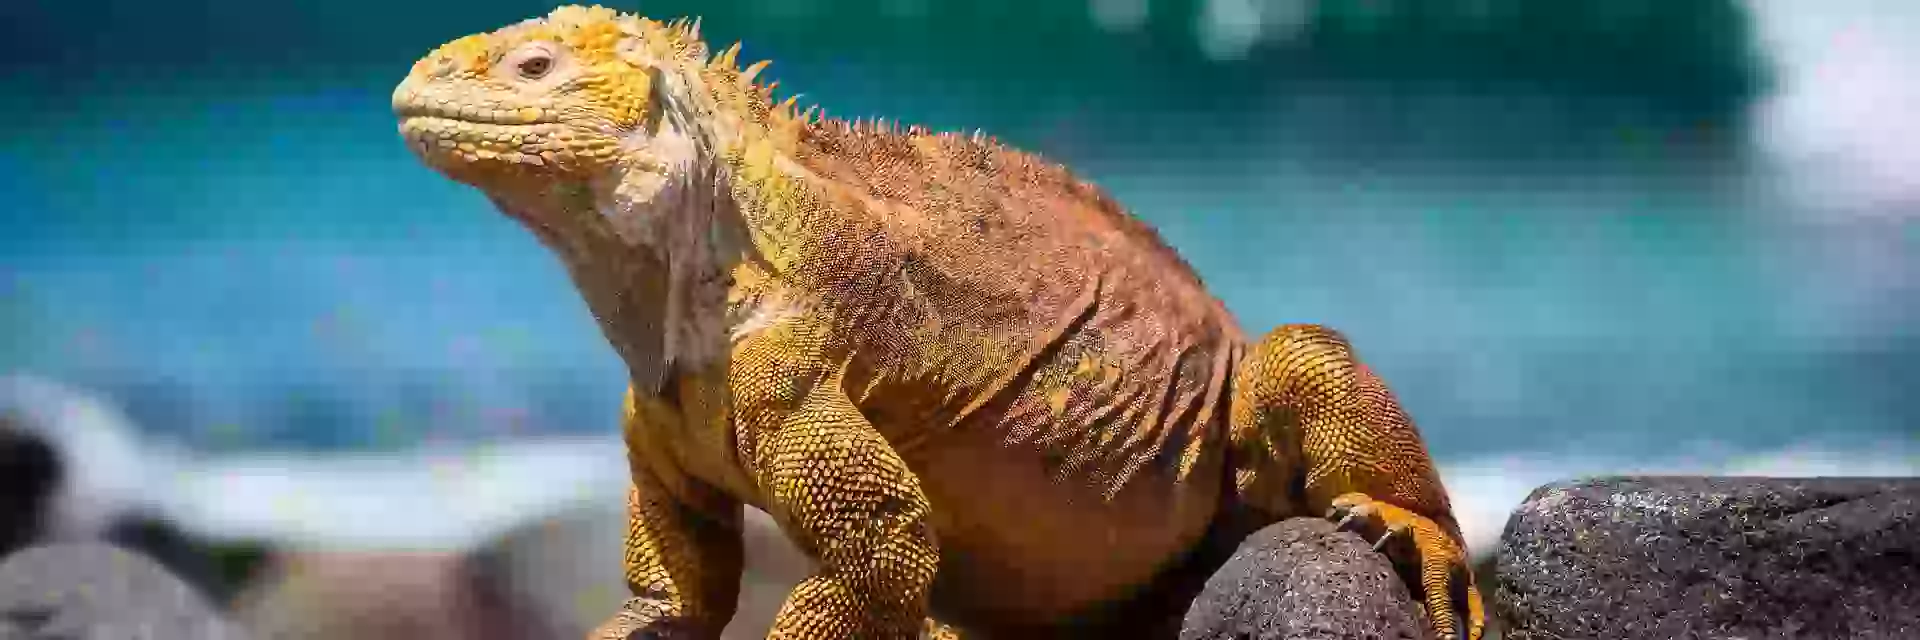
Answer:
[587,598,704,640]
[1326,492,1485,640]
[919,618,963,640]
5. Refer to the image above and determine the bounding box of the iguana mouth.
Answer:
[398,115,548,163]
[391,92,553,126]
[392,91,580,169]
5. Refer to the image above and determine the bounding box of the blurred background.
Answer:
[2,0,1916,637]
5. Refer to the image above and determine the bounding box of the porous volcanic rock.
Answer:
[1182,517,1431,640]
[1495,476,1920,640]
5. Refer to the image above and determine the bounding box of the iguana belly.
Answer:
[899,415,1224,627]
[843,273,1242,626]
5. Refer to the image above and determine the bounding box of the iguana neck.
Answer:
[485,183,681,394]
[503,58,804,395]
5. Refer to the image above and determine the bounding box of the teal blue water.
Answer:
[2,1,1914,463]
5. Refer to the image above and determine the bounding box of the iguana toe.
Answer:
[1324,492,1485,640]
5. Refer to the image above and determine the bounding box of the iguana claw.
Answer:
[1325,492,1485,640]
[1371,523,1404,552]
[1328,500,1378,534]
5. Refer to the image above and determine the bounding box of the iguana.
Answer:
[390,6,1485,639]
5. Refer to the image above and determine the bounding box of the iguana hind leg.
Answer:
[1229,323,1485,640]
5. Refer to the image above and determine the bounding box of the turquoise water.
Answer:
[3,1,1914,468]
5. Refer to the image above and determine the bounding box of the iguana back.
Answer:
[773,120,1247,499]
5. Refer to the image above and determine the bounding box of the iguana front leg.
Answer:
[591,405,746,640]
[1230,324,1485,640]
[733,321,941,640]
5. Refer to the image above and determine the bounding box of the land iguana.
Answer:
[390,6,1485,639]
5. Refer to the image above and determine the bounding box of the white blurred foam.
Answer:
[0,371,628,553]
[0,373,185,540]
[163,436,630,552]
[1194,0,1312,61]
[1088,0,1152,33]
[10,372,1913,562]
[1747,0,1920,218]
[175,433,1918,560]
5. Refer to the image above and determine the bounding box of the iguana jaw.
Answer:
[393,110,600,184]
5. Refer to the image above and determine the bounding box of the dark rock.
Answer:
[1468,555,1508,639]
[1496,476,1920,640]
[101,511,239,605]
[0,414,62,558]
[1182,518,1431,640]
[0,542,248,640]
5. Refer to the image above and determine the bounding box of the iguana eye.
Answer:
[517,55,553,79]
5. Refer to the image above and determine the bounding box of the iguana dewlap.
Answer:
[391,6,1485,639]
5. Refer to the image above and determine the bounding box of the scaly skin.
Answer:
[391,6,1484,640]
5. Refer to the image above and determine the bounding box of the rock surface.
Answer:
[0,543,248,640]
[229,550,545,640]
[1182,518,1431,640]
[462,502,811,640]
[1496,476,1920,640]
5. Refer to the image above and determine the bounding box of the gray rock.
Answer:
[1496,476,1920,640]
[464,502,811,640]
[1181,518,1431,640]
[0,543,247,640]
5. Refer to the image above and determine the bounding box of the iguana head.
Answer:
[392,5,781,388]
[391,5,718,195]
